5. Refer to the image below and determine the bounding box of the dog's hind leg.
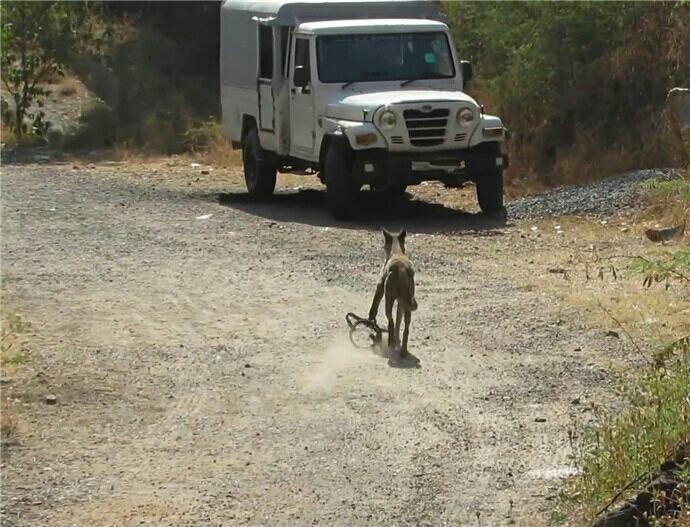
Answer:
[385,294,395,353]
[395,302,403,349]
[401,309,411,357]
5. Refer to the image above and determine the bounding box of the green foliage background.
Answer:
[0,1,100,136]
[444,1,690,183]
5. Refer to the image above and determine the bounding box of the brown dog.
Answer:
[368,229,417,358]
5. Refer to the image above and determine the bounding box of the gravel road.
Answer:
[1,159,653,526]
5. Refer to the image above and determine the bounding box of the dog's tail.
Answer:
[389,263,417,311]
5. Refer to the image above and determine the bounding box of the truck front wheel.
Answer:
[242,128,276,197]
[473,143,504,214]
[475,167,504,213]
[324,141,358,220]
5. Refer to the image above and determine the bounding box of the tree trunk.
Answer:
[14,103,22,138]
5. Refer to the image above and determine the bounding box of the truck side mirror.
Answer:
[460,60,473,85]
[294,65,309,88]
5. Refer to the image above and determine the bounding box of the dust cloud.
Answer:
[301,336,378,391]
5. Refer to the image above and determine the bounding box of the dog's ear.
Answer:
[398,229,406,252]
[382,228,393,253]
[398,229,407,254]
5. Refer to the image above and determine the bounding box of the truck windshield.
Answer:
[317,32,455,84]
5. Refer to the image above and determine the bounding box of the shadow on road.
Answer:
[217,187,510,234]
[387,353,422,369]
[369,339,423,369]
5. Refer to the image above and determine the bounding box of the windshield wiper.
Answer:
[400,78,420,87]
[342,71,387,89]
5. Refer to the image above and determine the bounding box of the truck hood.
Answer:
[326,90,479,121]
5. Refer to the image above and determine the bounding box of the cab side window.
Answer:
[294,38,311,86]
[259,25,273,80]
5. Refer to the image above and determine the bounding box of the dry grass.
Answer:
[0,398,20,443]
[550,267,690,525]
[1,307,29,374]
[194,136,241,168]
[56,75,84,97]
[504,167,547,199]
[68,19,218,154]
[570,338,690,525]
[62,118,242,168]
[1,122,16,147]
[551,227,689,347]
[636,170,690,236]
[548,174,690,526]
[182,119,241,168]
[0,121,44,149]
[0,299,30,443]
[503,121,685,199]
[61,99,116,150]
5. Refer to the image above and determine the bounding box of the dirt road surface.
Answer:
[1,158,660,526]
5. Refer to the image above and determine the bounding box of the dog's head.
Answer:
[382,228,406,257]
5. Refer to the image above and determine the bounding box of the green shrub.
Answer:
[62,100,116,150]
[71,22,214,153]
[444,2,690,183]
[182,119,222,152]
[574,338,690,521]
[630,249,690,289]
[643,179,690,203]
[0,2,103,139]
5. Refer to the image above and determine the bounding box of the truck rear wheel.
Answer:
[473,143,504,214]
[324,141,358,220]
[242,128,276,197]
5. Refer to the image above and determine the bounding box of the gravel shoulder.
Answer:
[1,158,684,526]
[506,168,680,220]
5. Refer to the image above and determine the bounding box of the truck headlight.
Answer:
[379,110,397,130]
[456,108,475,125]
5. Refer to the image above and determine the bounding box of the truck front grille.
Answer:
[403,108,449,147]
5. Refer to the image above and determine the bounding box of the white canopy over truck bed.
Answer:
[220,0,444,151]
[221,1,443,89]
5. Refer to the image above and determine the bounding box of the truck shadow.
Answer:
[216,188,509,234]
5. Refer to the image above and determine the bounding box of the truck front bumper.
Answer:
[351,143,507,187]
[353,145,508,169]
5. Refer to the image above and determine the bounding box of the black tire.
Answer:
[473,143,504,214]
[324,140,358,220]
[475,167,504,213]
[242,127,276,197]
[391,182,408,196]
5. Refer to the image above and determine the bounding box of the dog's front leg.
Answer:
[368,281,385,321]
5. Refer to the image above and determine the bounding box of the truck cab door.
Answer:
[258,24,274,132]
[289,37,316,157]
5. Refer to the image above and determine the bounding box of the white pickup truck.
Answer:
[221,0,508,219]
